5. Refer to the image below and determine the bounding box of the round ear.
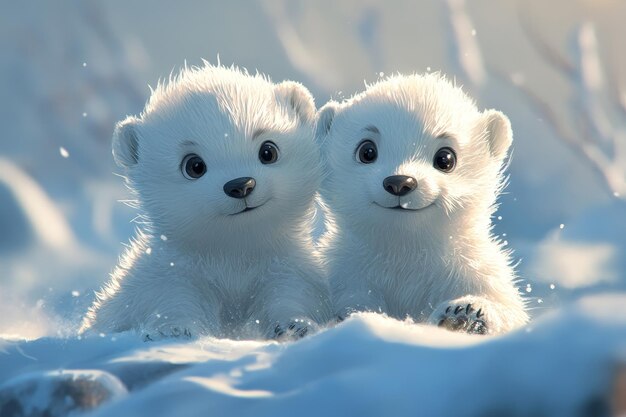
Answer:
[480,110,513,161]
[112,116,141,169]
[315,101,340,143]
[274,81,316,126]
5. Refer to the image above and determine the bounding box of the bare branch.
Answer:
[517,0,576,77]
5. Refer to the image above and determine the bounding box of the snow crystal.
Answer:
[614,191,620,197]
[160,234,168,241]
[526,284,532,293]
[59,147,69,158]
[497,215,502,220]
[170,262,175,267]
[255,320,260,324]
[426,66,431,71]
[71,290,80,297]
[559,224,565,229]
[145,247,152,255]
[550,284,556,290]
[379,71,384,77]
[82,62,87,67]
[82,112,87,117]
[537,299,543,304]
[503,240,508,245]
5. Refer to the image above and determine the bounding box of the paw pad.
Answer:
[438,303,488,335]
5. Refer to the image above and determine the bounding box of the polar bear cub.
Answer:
[317,73,528,334]
[81,64,332,340]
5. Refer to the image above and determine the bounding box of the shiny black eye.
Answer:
[356,140,378,164]
[259,141,279,164]
[182,154,206,179]
[433,147,457,172]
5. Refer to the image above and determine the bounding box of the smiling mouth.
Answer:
[230,203,265,216]
[373,202,434,211]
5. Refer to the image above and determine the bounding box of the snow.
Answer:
[2,0,626,415]
[1,302,626,417]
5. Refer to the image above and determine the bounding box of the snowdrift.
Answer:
[1,294,625,417]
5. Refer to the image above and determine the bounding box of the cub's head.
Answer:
[113,64,320,250]
[316,74,512,236]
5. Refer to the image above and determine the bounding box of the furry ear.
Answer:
[275,81,316,125]
[112,116,141,168]
[315,101,340,142]
[480,110,512,161]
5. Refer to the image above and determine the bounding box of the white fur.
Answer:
[317,73,528,334]
[82,63,331,340]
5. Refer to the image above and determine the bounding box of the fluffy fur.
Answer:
[317,73,528,334]
[81,63,332,340]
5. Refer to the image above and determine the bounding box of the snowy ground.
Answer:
[2,297,626,417]
[2,0,626,415]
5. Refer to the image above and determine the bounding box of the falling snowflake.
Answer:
[59,147,69,158]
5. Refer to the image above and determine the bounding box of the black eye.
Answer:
[433,147,456,172]
[356,140,378,164]
[259,141,279,164]
[182,154,206,179]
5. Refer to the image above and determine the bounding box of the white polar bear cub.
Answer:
[81,64,332,340]
[317,73,528,334]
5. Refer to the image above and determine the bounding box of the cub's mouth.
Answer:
[373,202,434,212]
[229,202,267,216]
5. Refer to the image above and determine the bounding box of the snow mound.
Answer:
[1,294,626,417]
[0,369,126,417]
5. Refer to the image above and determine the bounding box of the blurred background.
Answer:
[1,0,625,339]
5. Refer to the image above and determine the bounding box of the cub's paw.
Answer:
[142,326,193,342]
[429,299,489,335]
[274,319,313,341]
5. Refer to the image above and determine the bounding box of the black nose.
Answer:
[223,177,256,199]
[383,175,417,196]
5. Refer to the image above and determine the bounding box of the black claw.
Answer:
[465,304,473,315]
[438,319,446,327]
[336,315,345,323]
[454,305,464,315]
[288,322,296,330]
[476,308,483,318]
[445,306,452,314]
